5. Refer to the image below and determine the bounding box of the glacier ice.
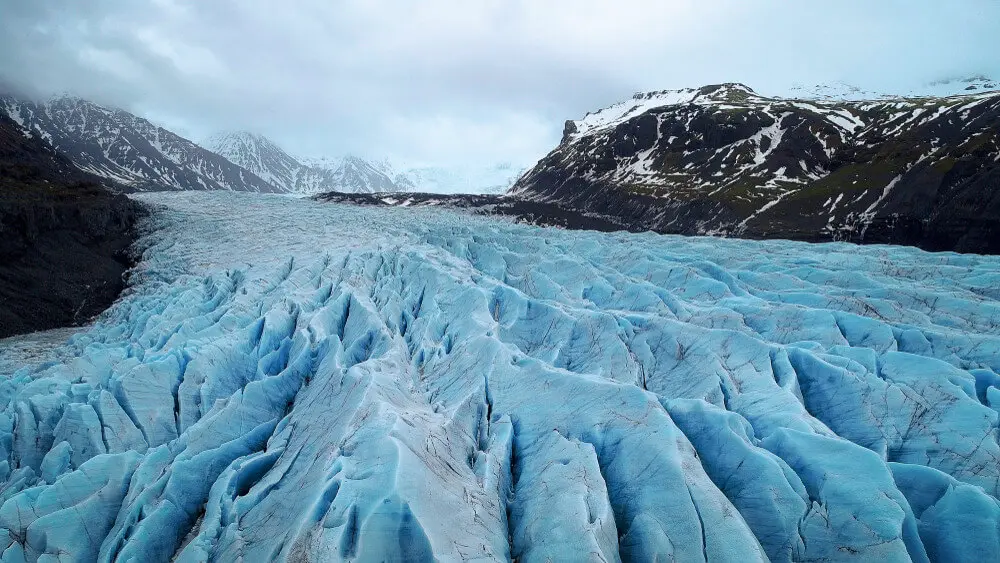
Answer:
[1,191,998,562]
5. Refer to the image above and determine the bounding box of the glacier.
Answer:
[1,191,998,562]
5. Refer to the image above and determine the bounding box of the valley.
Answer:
[1,67,999,562]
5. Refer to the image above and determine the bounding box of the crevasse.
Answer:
[1,192,998,562]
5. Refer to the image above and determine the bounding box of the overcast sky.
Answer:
[2,0,998,167]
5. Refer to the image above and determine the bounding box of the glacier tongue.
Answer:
[1,191,999,562]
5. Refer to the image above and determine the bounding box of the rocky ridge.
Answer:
[512,82,1000,254]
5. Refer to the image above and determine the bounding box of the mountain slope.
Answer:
[208,132,403,194]
[512,83,1000,253]
[209,131,528,196]
[306,155,401,193]
[0,96,281,193]
[206,131,305,191]
[788,75,1000,101]
[0,113,144,336]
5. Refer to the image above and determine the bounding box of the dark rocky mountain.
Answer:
[511,83,1000,254]
[0,95,281,193]
[0,113,145,337]
[208,132,402,194]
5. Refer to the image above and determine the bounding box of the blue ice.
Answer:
[0,192,998,561]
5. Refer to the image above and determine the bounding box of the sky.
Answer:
[1,0,998,167]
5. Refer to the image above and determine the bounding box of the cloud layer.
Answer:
[2,0,998,166]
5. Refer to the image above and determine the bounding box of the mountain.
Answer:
[209,131,527,195]
[0,93,521,197]
[389,162,525,194]
[0,95,280,193]
[209,131,401,194]
[920,74,1000,96]
[0,112,144,336]
[206,131,310,192]
[512,82,1000,254]
[300,154,401,193]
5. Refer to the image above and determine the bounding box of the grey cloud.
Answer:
[2,0,998,167]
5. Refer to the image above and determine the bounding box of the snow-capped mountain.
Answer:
[302,155,526,195]
[208,131,404,195]
[209,130,527,196]
[206,131,308,192]
[300,154,401,194]
[388,162,525,195]
[0,96,280,193]
[788,75,1000,101]
[513,82,1000,253]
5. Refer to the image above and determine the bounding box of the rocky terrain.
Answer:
[511,83,1000,254]
[0,114,144,337]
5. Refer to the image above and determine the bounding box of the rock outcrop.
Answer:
[0,114,144,337]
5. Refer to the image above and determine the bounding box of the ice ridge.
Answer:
[0,192,998,561]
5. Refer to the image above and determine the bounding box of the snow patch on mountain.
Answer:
[566,80,1000,147]
[300,155,527,195]
[298,154,400,194]
[569,83,758,141]
[205,131,299,189]
[516,80,1000,252]
[207,132,399,195]
[787,75,1000,101]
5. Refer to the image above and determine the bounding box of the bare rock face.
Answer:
[0,114,145,337]
[513,83,1000,254]
[560,119,578,144]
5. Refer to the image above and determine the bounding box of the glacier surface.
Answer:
[1,192,998,562]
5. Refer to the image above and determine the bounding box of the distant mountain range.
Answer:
[211,132,525,195]
[3,79,998,253]
[787,75,1000,101]
[206,132,400,194]
[0,95,525,196]
[390,162,525,195]
[511,80,1000,253]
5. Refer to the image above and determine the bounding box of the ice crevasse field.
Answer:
[1,191,999,562]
